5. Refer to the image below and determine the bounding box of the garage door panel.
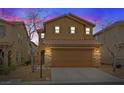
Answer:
[51,48,92,67]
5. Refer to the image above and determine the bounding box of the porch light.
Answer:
[95,48,100,53]
[41,33,45,39]
[45,48,51,55]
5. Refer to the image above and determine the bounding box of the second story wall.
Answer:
[13,23,30,49]
[44,15,94,40]
[95,24,124,46]
[0,21,15,44]
[94,22,124,62]
[12,23,31,62]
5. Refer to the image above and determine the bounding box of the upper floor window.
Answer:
[41,33,45,38]
[0,26,6,37]
[55,26,60,34]
[85,27,90,35]
[70,27,75,34]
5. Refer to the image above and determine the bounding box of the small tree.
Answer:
[101,22,124,72]
[25,9,49,72]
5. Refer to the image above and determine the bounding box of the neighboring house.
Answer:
[94,21,124,65]
[0,19,31,66]
[38,13,101,67]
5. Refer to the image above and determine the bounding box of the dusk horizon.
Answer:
[0,8,124,44]
[0,8,124,85]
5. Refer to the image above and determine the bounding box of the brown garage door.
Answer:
[51,48,93,67]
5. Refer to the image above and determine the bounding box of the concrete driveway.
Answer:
[1,67,124,85]
[51,68,124,84]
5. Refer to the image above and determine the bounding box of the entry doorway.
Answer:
[40,50,45,78]
[8,50,11,66]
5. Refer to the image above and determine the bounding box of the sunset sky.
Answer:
[0,8,124,44]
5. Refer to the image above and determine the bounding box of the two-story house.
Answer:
[38,13,101,67]
[94,21,124,65]
[0,19,31,66]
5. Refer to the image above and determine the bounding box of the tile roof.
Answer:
[44,13,95,27]
[43,40,100,45]
[94,20,124,36]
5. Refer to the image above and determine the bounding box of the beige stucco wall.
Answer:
[13,23,31,64]
[95,24,124,64]
[0,22,15,43]
[45,17,94,40]
[0,21,30,65]
[0,21,16,65]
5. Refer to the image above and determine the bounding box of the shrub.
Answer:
[9,64,16,71]
[0,65,10,75]
[0,64,16,75]
[116,64,122,69]
[25,61,31,66]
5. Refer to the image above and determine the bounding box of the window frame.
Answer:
[55,26,60,34]
[70,26,76,34]
[85,27,91,35]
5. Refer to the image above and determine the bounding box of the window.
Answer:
[55,26,60,34]
[0,26,6,37]
[70,27,75,34]
[85,27,90,35]
[41,33,45,38]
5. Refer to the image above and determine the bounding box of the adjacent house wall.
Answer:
[13,23,31,64]
[0,21,15,44]
[0,21,16,65]
[0,20,31,66]
[94,22,124,64]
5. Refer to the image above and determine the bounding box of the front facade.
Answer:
[38,13,101,67]
[0,20,31,66]
[94,21,124,65]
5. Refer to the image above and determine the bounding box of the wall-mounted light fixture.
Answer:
[41,33,45,39]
